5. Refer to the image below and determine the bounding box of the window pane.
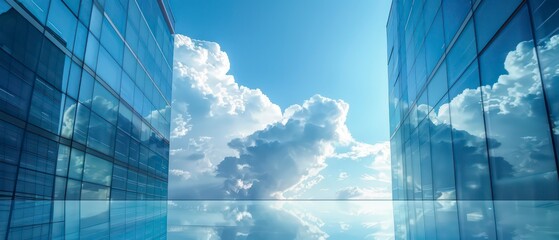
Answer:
[87,112,116,155]
[479,6,559,199]
[448,63,492,200]
[68,149,84,180]
[446,20,476,86]
[73,103,90,144]
[530,0,559,166]
[20,132,58,174]
[0,120,24,165]
[46,0,77,51]
[475,0,523,50]
[429,95,456,200]
[61,96,77,139]
[29,78,63,133]
[92,81,118,124]
[56,144,70,177]
[83,153,112,186]
[427,63,448,107]
[442,0,471,44]
[81,182,110,200]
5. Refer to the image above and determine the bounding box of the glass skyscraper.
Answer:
[0,0,173,238]
[387,0,559,201]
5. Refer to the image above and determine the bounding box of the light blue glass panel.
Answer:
[17,0,50,24]
[83,153,112,186]
[47,0,77,51]
[68,148,84,180]
[96,46,121,93]
[91,81,118,124]
[446,20,476,86]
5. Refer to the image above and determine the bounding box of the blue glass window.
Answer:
[60,96,77,139]
[73,103,90,144]
[442,0,471,44]
[73,22,88,60]
[78,70,94,107]
[29,79,63,134]
[100,17,124,64]
[446,20,476,86]
[427,63,448,107]
[68,148,84,180]
[47,0,77,51]
[425,9,445,76]
[15,168,54,198]
[0,58,33,120]
[0,120,23,165]
[480,5,559,199]
[56,144,70,177]
[448,62,492,200]
[530,0,559,165]
[81,182,110,200]
[20,132,58,175]
[16,0,50,24]
[66,179,81,199]
[87,112,116,155]
[66,62,82,99]
[84,33,99,70]
[83,153,112,186]
[430,95,456,200]
[96,46,122,92]
[474,0,523,51]
[92,81,118,123]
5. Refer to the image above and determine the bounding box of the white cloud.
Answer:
[338,172,349,181]
[170,169,192,180]
[361,173,390,183]
[170,34,390,199]
[336,186,391,199]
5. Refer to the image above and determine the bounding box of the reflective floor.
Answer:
[1,200,558,239]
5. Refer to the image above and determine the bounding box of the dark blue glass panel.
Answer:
[20,132,58,174]
[29,79,63,134]
[425,9,444,76]
[0,120,23,166]
[475,0,523,51]
[442,0,471,44]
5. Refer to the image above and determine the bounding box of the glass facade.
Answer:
[0,0,173,199]
[388,0,559,201]
[0,200,167,239]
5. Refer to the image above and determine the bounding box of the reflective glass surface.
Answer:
[388,0,559,201]
[0,0,172,202]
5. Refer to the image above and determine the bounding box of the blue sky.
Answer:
[170,0,391,144]
[167,0,393,199]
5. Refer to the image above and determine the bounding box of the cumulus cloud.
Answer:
[336,187,391,199]
[170,34,390,199]
[338,172,349,181]
[216,95,355,199]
